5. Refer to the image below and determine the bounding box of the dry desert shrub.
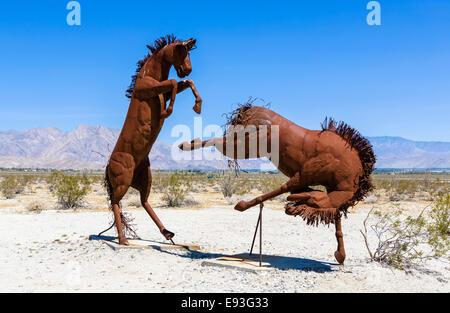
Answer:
[151,171,171,193]
[256,173,287,194]
[127,187,139,195]
[372,172,449,202]
[0,175,27,199]
[26,200,46,213]
[218,171,239,199]
[89,173,104,185]
[360,193,449,270]
[124,196,141,208]
[363,194,378,204]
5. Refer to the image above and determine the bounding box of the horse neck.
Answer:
[254,107,310,155]
[250,107,298,131]
[141,52,171,81]
[273,111,309,144]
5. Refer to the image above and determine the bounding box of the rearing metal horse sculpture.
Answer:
[104,35,202,245]
[179,102,375,264]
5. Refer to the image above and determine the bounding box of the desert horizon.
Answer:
[1,124,450,171]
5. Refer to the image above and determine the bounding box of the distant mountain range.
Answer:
[369,136,450,169]
[0,125,449,170]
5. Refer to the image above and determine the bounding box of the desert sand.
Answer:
[0,191,448,292]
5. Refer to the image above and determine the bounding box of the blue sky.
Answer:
[0,0,449,142]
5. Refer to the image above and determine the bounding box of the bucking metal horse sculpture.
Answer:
[179,102,376,264]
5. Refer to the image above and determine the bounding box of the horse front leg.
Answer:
[163,79,202,114]
[179,79,202,114]
[160,80,177,119]
[133,76,178,119]
[188,81,202,114]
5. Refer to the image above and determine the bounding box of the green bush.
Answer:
[427,193,450,257]
[49,171,92,209]
[161,172,187,207]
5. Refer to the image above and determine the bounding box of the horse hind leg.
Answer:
[328,191,354,264]
[107,152,136,245]
[131,160,174,240]
[285,191,338,225]
[286,190,353,264]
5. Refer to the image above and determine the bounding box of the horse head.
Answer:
[158,38,197,78]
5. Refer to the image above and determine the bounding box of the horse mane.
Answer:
[222,98,270,171]
[321,117,376,212]
[222,99,255,172]
[224,98,256,129]
[223,97,270,130]
[146,34,183,54]
[125,34,195,99]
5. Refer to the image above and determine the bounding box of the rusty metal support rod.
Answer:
[259,203,262,267]
[249,203,264,267]
[249,212,261,255]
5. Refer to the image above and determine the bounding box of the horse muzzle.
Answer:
[176,65,191,78]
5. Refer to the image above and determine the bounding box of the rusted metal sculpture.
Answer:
[179,103,375,264]
[104,35,202,245]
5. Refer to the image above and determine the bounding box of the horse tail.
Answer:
[104,165,114,209]
[321,118,376,214]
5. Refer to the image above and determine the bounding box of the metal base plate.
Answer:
[89,235,200,251]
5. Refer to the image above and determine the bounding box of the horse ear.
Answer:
[183,38,197,50]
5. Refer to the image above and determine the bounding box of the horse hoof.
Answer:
[162,229,175,240]
[119,238,129,246]
[178,142,189,150]
[193,99,202,114]
[193,105,201,114]
[234,201,248,212]
[334,250,346,264]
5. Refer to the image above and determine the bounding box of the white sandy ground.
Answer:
[0,203,449,293]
